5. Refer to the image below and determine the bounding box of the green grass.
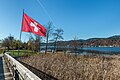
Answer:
[0,49,3,54]
[7,50,39,57]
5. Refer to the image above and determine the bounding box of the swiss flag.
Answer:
[22,13,46,37]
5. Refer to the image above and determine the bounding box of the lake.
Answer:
[83,47,120,52]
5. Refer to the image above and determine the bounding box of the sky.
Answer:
[0,0,120,42]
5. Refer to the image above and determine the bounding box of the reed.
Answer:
[18,53,120,80]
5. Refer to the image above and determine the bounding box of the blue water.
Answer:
[83,47,120,52]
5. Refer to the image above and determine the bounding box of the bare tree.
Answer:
[53,28,64,53]
[70,36,80,56]
[45,22,53,54]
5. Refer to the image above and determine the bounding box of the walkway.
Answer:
[0,54,13,80]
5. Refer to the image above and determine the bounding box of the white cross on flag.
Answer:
[22,13,46,37]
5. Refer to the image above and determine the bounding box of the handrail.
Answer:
[4,53,41,80]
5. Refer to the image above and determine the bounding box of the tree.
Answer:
[27,35,34,51]
[34,35,42,52]
[20,42,27,50]
[45,22,53,54]
[70,36,80,56]
[27,34,42,52]
[2,35,25,51]
[52,28,64,52]
[2,38,10,50]
[13,40,22,50]
[2,35,14,50]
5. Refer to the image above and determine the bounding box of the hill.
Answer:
[108,35,120,39]
[56,35,120,47]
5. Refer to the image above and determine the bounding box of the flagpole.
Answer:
[18,9,24,56]
[45,33,48,54]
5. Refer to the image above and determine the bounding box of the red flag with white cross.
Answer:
[22,13,46,37]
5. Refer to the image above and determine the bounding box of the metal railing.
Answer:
[4,53,41,80]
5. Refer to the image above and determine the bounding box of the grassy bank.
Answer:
[8,50,38,57]
[18,53,120,80]
[0,49,3,54]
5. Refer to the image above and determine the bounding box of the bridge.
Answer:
[0,53,42,80]
[0,54,13,80]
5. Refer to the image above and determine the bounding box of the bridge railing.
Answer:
[4,53,41,80]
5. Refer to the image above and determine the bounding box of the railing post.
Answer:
[15,69,19,80]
